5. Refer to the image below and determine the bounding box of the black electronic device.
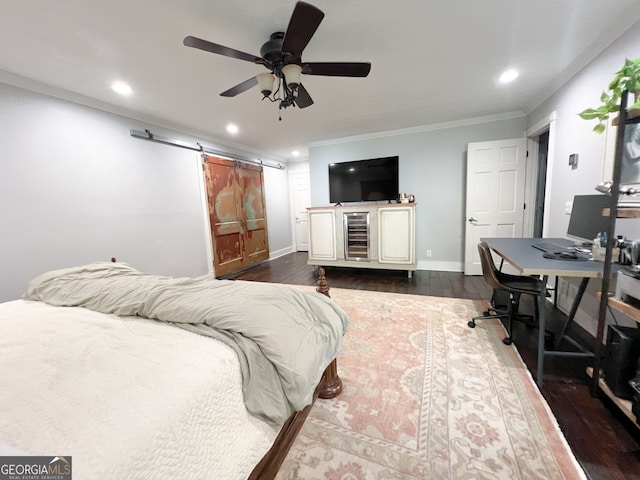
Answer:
[603,325,640,399]
[630,359,640,425]
[566,194,612,244]
[328,156,399,204]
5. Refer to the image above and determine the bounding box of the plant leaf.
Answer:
[578,109,601,120]
[594,123,606,134]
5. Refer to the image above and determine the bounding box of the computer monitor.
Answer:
[566,194,612,244]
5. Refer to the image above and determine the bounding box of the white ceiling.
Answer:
[1,1,639,162]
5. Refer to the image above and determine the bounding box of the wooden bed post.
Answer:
[316,267,343,399]
[248,267,344,479]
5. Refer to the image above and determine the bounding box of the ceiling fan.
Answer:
[183,1,371,113]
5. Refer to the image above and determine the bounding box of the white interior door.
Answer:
[464,138,527,275]
[289,171,311,251]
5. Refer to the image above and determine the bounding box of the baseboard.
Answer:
[270,246,294,260]
[416,260,463,272]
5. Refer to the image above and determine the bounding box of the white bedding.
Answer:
[0,300,278,479]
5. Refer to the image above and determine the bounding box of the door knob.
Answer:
[468,217,478,223]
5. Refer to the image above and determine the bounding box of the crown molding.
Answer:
[308,111,526,148]
[0,69,286,164]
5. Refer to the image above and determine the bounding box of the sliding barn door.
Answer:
[240,163,270,265]
[202,155,269,277]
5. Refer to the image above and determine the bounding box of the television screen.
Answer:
[566,194,611,244]
[328,156,399,204]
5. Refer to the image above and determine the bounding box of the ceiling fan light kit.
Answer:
[256,73,275,96]
[183,1,371,118]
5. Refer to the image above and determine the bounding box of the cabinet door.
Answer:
[308,210,337,261]
[378,206,415,264]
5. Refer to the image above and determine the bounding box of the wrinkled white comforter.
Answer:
[0,300,277,479]
[22,262,349,425]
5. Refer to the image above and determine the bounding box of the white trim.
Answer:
[523,138,539,238]
[196,153,215,277]
[269,246,294,260]
[542,116,557,238]
[0,70,287,164]
[308,111,526,147]
[526,111,557,239]
[526,111,557,138]
[416,260,463,272]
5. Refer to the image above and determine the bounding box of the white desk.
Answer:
[482,237,606,388]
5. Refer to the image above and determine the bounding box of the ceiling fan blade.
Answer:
[302,62,372,77]
[294,84,314,109]
[220,77,258,97]
[183,36,263,64]
[282,2,325,58]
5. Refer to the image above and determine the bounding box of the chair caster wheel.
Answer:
[502,337,513,345]
[468,321,476,328]
[483,311,490,316]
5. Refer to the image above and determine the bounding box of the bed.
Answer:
[0,262,348,479]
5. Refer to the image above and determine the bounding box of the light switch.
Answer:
[565,201,573,214]
[569,153,578,169]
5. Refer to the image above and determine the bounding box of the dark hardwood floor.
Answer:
[229,252,640,480]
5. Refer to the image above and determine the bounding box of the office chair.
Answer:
[468,241,546,345]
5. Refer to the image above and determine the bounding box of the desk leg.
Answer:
[554,277,590,350]
[536,275,549,388]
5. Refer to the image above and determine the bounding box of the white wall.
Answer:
[527,20,640,334]
[309,115,527,270]
[0,82,293,302]
[528,21,640,241]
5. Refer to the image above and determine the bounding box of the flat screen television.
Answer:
[566,194,611,244]
[328,156,399,204]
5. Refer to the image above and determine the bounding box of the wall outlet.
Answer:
[427,250,432,257]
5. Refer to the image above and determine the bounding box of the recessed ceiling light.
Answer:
[111,81,132,96]
[499,69,519,84]
[292,150,300,157]
[226,124,239,134]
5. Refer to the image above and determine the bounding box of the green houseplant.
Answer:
[579,57,640,133]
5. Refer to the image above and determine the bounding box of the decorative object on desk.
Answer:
[594,181,640,196]
[398,192,410,203]
[592,245,619,262]
[578,57,640,134]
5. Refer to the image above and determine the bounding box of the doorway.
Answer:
[525,111,557,239]
[289,171,311,252]
[533,130,549,237]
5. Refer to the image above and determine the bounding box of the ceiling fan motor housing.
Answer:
[260,32,285,65]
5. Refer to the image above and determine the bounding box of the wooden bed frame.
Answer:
[248,267,343,479]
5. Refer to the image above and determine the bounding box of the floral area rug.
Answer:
[276,287,585,480]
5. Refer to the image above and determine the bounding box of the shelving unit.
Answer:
[586,367,638,426]
[603,207,640,218]
[589,291,640,429]
[592,90,640,427]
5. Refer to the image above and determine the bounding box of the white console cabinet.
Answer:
[308,204,416,277]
